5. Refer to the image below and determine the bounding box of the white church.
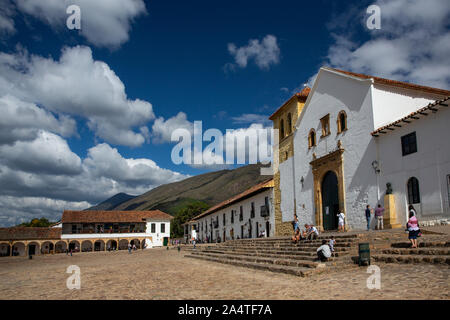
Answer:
[278,67,450,232]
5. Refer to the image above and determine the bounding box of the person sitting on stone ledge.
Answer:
[317,240,331,262]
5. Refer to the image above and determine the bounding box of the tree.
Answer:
[17,217,55,227]
[170,201,209,238]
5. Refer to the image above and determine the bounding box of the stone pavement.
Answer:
[0,247,448,300]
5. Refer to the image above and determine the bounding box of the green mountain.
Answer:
[88,192,136,211]
[114,163,272,215]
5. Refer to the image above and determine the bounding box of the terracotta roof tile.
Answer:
[269,87,310,120]
[192,179,274,220]
[327,68,450,96]
[0,227,62,241]
[62,210,173,223]
[371,96,450,136]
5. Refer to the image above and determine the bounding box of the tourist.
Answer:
[191,226,197,249]
[407,211,420,248]
[132,244,137,251]
[291,228,301,244]
[329,236,336,254]
[305,224,319,240]
[316,240,331,262]
[408,204,417,217]
[128,243,132,254]
[374,204,385,230]
[365,205,373,231]
[337,211,345,232]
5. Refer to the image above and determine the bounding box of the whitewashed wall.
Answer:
[194,189,275,241]
[280,157,295,222]
[293,70,379,230]
[376,106,450,223]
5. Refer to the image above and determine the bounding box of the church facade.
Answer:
[274,67,450,233]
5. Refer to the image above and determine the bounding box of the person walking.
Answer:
[374,204,385,230]
[365,205,373,231]
[407,211,420,248]
[337,211,346,232]
[128,243,132,254]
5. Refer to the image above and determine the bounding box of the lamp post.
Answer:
[372,160,381,204]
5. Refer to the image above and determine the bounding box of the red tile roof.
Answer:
[326,68,450,96]
[371,96,450,136]
[0,227,62,241]
[62,210,173,223]
[269,87,311,120]
[192,179,274,220]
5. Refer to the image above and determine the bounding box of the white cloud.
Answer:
[0,131,82,176]
[326,0,450,89]
[0,94,77,145]
[0,45,154,147]
[0,0,16,35]
[0,131,189,226]
[231,113,271,126]
[227,34,280,71]
[151,112,194,144]
[13,0,147,48]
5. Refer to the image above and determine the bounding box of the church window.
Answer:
[320,114,330,137]
[287,113,292,135]
[308,129,316,149]
[280,119,285,141]
[401,132,417,156]
[337,111,347,133]
[407,177,421,204]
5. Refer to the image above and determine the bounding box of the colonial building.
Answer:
[61,210,172,251]
[269,87,310,236]
[185,179,274,242]
[275,67,450,234]
[0,210,173,256]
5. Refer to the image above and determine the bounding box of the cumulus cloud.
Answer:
[0,94,77,145]
[13,0,147,48]
[325,0,450,89]
[151,112,194,144]
[0,0,16,35]
[0,131,189,226]
[0,45,154,147]
[226,34,280,71]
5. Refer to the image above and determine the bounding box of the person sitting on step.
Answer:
[305,224,319,240]
[317,240,331,262]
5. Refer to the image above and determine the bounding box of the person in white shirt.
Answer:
[337,212,345,232]
[191,227,197,249]
[305,224,319,240]
[317,240,331,262]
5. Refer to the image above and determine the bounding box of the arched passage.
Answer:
[27,241,40,256]
[81,240,93,252]
[118,239,129,250]
[12,242,25,256]
[106,240,117,251]
[0,243,10,256]
[41,241,54,254]
[94,240,105,251]
[68,240,80,252]
[321,171,339,230]
[55,241,67,253]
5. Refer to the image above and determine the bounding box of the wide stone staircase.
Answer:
[372,240,450,265]
[184,234,359,277]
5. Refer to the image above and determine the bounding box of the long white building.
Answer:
[185,179,275,242]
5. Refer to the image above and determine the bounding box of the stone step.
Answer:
[185,254,320,277]
[220,242,356,250]
[381,248,450,256]
[223,238,358,245]
[189,251,320,269]
[390,241,450,248]
[372,254,450,265]
[198,249,329,261]
[215,245,352,254]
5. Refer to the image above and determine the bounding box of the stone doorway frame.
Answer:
[310,147,346,232]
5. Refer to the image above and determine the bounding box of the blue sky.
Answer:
[0,0,449,225]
